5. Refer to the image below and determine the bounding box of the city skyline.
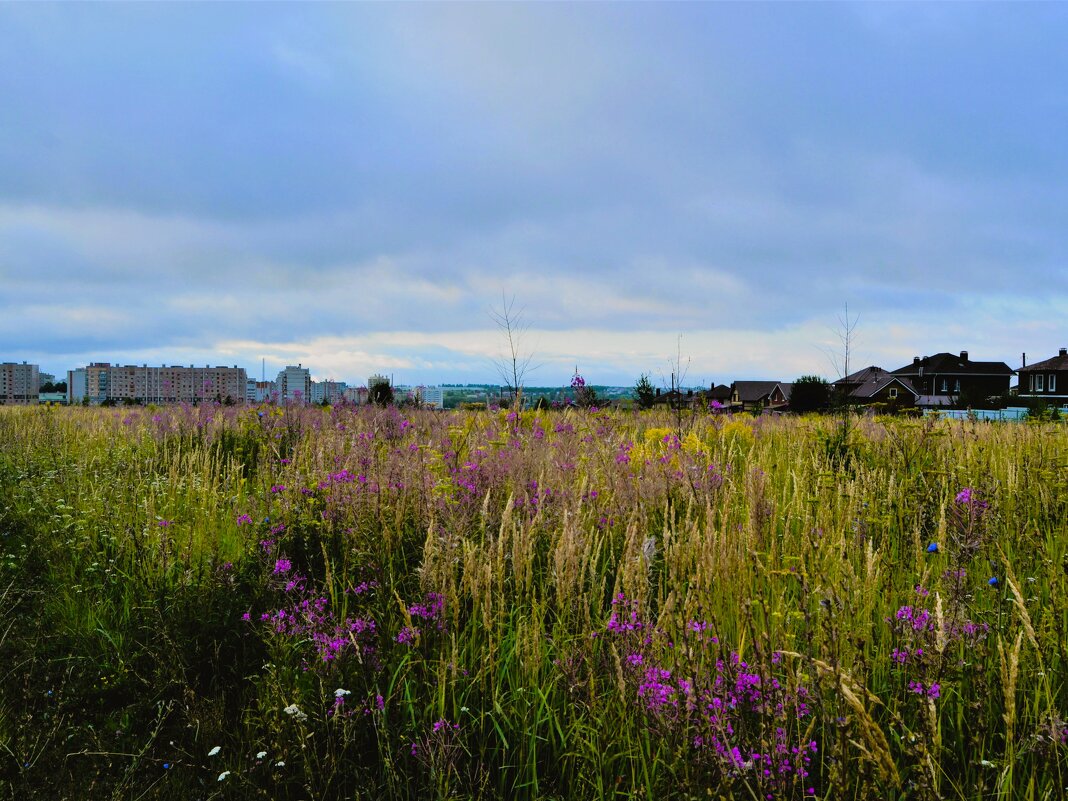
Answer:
[3,4,1067,386]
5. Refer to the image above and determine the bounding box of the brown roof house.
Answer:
[833,366,918,409]
[730,381,781,412]
[891,351,1013,406]
[1017,348,1068,407]
[698,383,733,411]
[768,382,794,410]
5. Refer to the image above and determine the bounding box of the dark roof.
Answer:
[891,353,1014,376]
[834,366,888,386]
[773,383,794,402]
[708,384,732,401]
[849,375,918,399]
[732,381,780,402]
[1019,349,1068,372]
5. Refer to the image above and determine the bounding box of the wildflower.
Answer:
[273,558,292,575]
[256,751,267,759]
[270,484,286,493]
[217,771,230,781]
[282,704,307,722]
[334,688,351,698]
[162,763,171,769]
[988,576,999,586]
[157,519,173,528]
[275,761,285,767]
[926,542,939,553]
[208,746,221,757]
[236,513,253,525]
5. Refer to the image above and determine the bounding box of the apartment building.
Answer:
[0,362,40,405]
[416,386,444,409]
[246,379,275,403]
[68,363,248,405]
[310,380,347,404]
[276,365,312,402]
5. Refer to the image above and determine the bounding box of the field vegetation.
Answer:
[1,404,1066,800]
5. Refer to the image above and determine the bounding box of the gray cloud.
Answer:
[2,3,1067,383]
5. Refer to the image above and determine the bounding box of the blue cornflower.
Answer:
[926,543,939,554]
[988,576,999,586]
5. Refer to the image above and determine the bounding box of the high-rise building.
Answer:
[68,363,248,405]
[68,368,87,404]
[246,379,275,403]
[311,380,347,404]
[276,365,312,403]
[0,362,40,405]
[416,386,444,410]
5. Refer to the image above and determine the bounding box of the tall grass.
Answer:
[1,403,1066,800]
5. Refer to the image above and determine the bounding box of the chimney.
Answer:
[1022,352,1027,367]
[1060,348,1067,358]
[960,350,968,361]
[913,356,920,365]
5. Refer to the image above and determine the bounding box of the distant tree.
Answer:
[369,381,394,407]
[491,293,537,410]
[790,375,831,413]
[532,397,551,411]
[571,371,598,408]
[634,373,656,409]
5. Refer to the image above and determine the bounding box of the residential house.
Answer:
[697,383,732,410]
[833,366,918,408]
[1017,348,1068,407]
[768,382,794,410]
[730,381,781,412]
[890,352,1013,404]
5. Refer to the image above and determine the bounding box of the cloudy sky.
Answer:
[2,3,1067,387]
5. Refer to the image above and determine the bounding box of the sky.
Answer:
[2,3,1067,388]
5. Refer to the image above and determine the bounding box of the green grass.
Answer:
[0,403,1066,800]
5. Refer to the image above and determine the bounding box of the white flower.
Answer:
[275,761,286,767]
[256,751,267,759]
[208,746,222,757]
[217,771,231,781]
[282,704,308,722]
[334,688,351,698]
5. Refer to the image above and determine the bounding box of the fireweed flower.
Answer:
[273,558,292,575]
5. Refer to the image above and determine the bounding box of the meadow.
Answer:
[1,403,1066,800]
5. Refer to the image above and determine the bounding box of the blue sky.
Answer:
[2,3,1067,387]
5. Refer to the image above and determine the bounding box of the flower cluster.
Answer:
[602,595,817,796]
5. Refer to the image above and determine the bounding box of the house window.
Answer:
[1036,374,1044,392]
[940,379,948,393]
[889,388,898,399]
[954,380,960,393]
[1049,374,1056,392]
[1030,374,1035,392]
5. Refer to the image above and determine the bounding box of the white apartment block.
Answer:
[417,386,444,410]
[342,386,369,405]
[276,365,312,403]
[68,368,87,404]
[311,380,347,404]
[69,363,248,405]
[0,362,40,405]
[246,379,275,403]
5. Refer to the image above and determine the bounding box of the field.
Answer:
[1,404,1066,800]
